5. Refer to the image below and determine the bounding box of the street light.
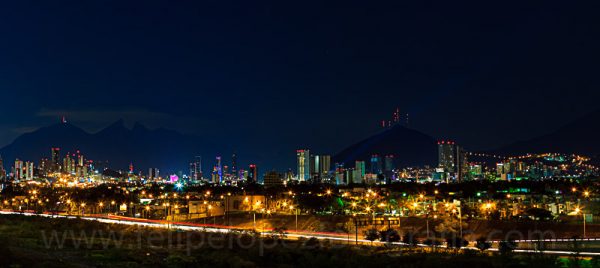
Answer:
[289,205,298,231]
[574,207,586,238]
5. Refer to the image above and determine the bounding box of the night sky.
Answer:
[1,1,599,170]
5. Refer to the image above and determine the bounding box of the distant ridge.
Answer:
[0,120,219,173]
[493,109,600,157]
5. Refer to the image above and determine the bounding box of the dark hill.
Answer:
[494,109,600,157]
[333,124,438,168]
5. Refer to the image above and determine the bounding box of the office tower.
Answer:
[310,154,319,179]
[25,161,34,180]
[148,168,160,180]
[320,155,331,178]
[438,141,456,172]
[190,156,202,181]
[370,154,382,174]
[355,161,366,183]
[76,150,84,167]
[345,168,354,185]
[248,164,257,183]
[335,163,345,185]
[231,153,237,178]
[263,171,283,188]
[13,159,23,180]
[437,141,468,182]
[39,158,49,175]
[215,156,222,183]
[384,155,395,172]
[51,147,60,172]
[0,156,5,180]
[296,149,310,181]
[63,153,75,174]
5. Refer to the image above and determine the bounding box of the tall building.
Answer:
[63,153,75,174]
[263,171,283,188]
[0,155,5,180]
[148,168,160,180]
[310,154,320,179]
[437,141,468,182]
[248,164,257,183]
[370,154,382,174]
[25,161,34,180]
[76,151,84,167]
[320,155,331,178]
[231,153,237,179]
[354,161,366,183]
[296,149,310,181]
[384,155,395,172]
[189,156,202,181]
[51,147,60,172]
[13,159,23,180]
[438,141,456,172]
[335,163,345,185]
[215,156,223,183]
[39,158,49,175]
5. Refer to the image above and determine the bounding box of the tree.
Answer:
[270,227,288,240]
[446,237,468,249]
[363,228,379,245]
[499,240,517,255]
[379,228,400,243]
[402,232,418,247]
[475,237,491,251]
[526,208,553,221]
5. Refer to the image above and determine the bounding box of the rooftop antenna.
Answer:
[61,116,67,124]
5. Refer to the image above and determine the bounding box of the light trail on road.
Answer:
[2,211,600,256]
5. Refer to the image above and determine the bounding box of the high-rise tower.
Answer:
[296,149,310,181]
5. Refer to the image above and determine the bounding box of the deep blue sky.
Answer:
[0,1,599,170]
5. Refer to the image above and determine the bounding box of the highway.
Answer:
[2,210,600,256]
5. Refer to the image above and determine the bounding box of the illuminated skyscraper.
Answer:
[215,156,222,183]
[370,154,382,174]
[384,155,395,172]
[13,159,23,180]
[438,141,456,172]
[310,155,319,179]
[231,153,237,178]
[25,161,34,180]
[190,156,202,181]
[320,155,331,178]
[148,168,160,180]
[51,147,60,172]
[437,141,467,182]
[263,171,282,188]
[248,164,257,183]
[354,160,366,183]
[296,149,310,181]
[0,155,5,180]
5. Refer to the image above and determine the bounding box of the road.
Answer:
[2,210,600,256]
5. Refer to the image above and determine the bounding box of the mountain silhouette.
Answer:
[494,109,600,158]
[0,120,218,174]
[333,124,438,168]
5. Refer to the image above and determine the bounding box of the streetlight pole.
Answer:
[582,213,585,239]
[458,206,463,238]
[426,213,429,238]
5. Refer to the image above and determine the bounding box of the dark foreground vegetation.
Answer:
[0,215,596,268]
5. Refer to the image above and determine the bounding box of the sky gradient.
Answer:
[1,1,599,169]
